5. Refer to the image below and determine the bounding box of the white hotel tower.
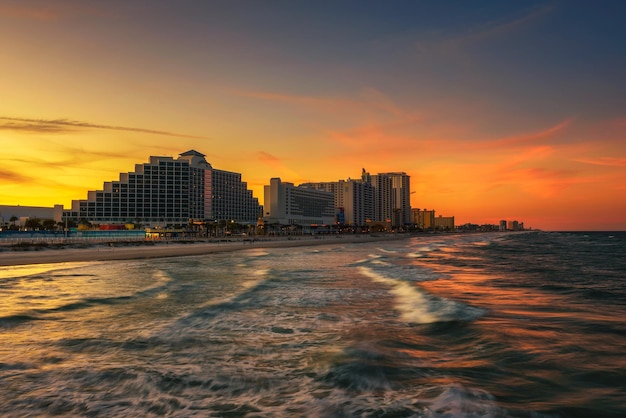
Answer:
[263,178,335,228]
[62,150,260,227]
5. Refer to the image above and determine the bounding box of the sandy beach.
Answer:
[0,234,408,267]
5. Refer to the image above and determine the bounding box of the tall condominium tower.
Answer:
[300,179,374,227]
[366,170,411,228]
[63,150,260,227]
[369,173,393,224]
[381,172,412,227]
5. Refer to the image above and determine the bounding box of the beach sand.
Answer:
[0,234,407,267]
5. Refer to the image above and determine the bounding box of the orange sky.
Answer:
[1,1,625,230]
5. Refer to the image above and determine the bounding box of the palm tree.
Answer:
[10,216,18,229]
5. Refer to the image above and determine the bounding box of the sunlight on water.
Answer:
[0,261,94,280]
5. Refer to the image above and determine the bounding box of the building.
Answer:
[507,220,520,231]
[382,172,412,227]
[263,178,335,229]
[339,180,374,228]
[300,178,374,228]
[0,205,64,228]
[434,215,455,231]
[366,170,411,228]
[369,173,393,225]
[412,208,436,230]
[62,150,260,227]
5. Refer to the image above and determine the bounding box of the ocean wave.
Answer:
[424,383,503,417]
[359,266,485,324]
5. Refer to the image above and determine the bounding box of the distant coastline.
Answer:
[0,234,410,267]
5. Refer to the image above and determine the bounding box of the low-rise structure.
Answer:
[434,215,455,231]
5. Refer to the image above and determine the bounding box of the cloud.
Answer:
[472,119,573,150]
[257,151,281,164]
[574,157,626,167]
[0,117,208,139]
[0,168,32,183]
[415,4,555,56]
[232,87,412,120]
[458,4,555,45]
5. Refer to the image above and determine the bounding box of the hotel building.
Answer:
[363,170,411,228]
[300,178,375,228]
[62,150,260,227]
[263,178,335,228]
[412,208,436,230]
[434,215,455,231]
[298,169,410,230]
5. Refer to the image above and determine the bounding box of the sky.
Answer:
[1,0,625,231]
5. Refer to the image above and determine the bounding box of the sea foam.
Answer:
[358,266,485,324]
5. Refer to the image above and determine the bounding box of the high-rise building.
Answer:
[382,172,411,227]
[62,150,260,227]
[263,178,335,227]
[366,170,411,228]
[369,173,393,223]
[338,179,374,227]
[299,178,374,227]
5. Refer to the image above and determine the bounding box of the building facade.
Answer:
[434,215,455,231]
[299,178,374,228]
[412,208,436,230]
[63,150,260,227]
[263,178,335,227]
[380,172,411,227]
[366,170,411,228]
[0,205,64,227]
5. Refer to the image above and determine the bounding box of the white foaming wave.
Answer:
[359,267,484,324]
[406,252,425,258]
[149,269,175,288]
[425,383,503,417]
[202,267,269,308]
[377,248,397,253]
[353,254,383,264]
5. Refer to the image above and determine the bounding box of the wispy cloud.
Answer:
[415,3,555,56]
[0,117,208,139]
[232,87,413,120]
[456,4,554,45]
[0,167,32,183]
[574,157,626,167]
[256,151,281,164]
[470,119,573,150]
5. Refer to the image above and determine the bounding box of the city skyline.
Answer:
[1,1,625,231]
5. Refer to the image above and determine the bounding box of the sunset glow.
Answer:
[1,1,625,230]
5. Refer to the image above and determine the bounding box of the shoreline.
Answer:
[0,234,409,267]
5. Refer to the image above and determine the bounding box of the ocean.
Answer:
[1,231,625,417]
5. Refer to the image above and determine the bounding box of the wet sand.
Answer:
[0,234,407,267]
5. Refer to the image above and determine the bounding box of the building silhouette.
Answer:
[62,150,260,227]
[297,169,411,230]
[300,177,375,228]
[263,178,335,230]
